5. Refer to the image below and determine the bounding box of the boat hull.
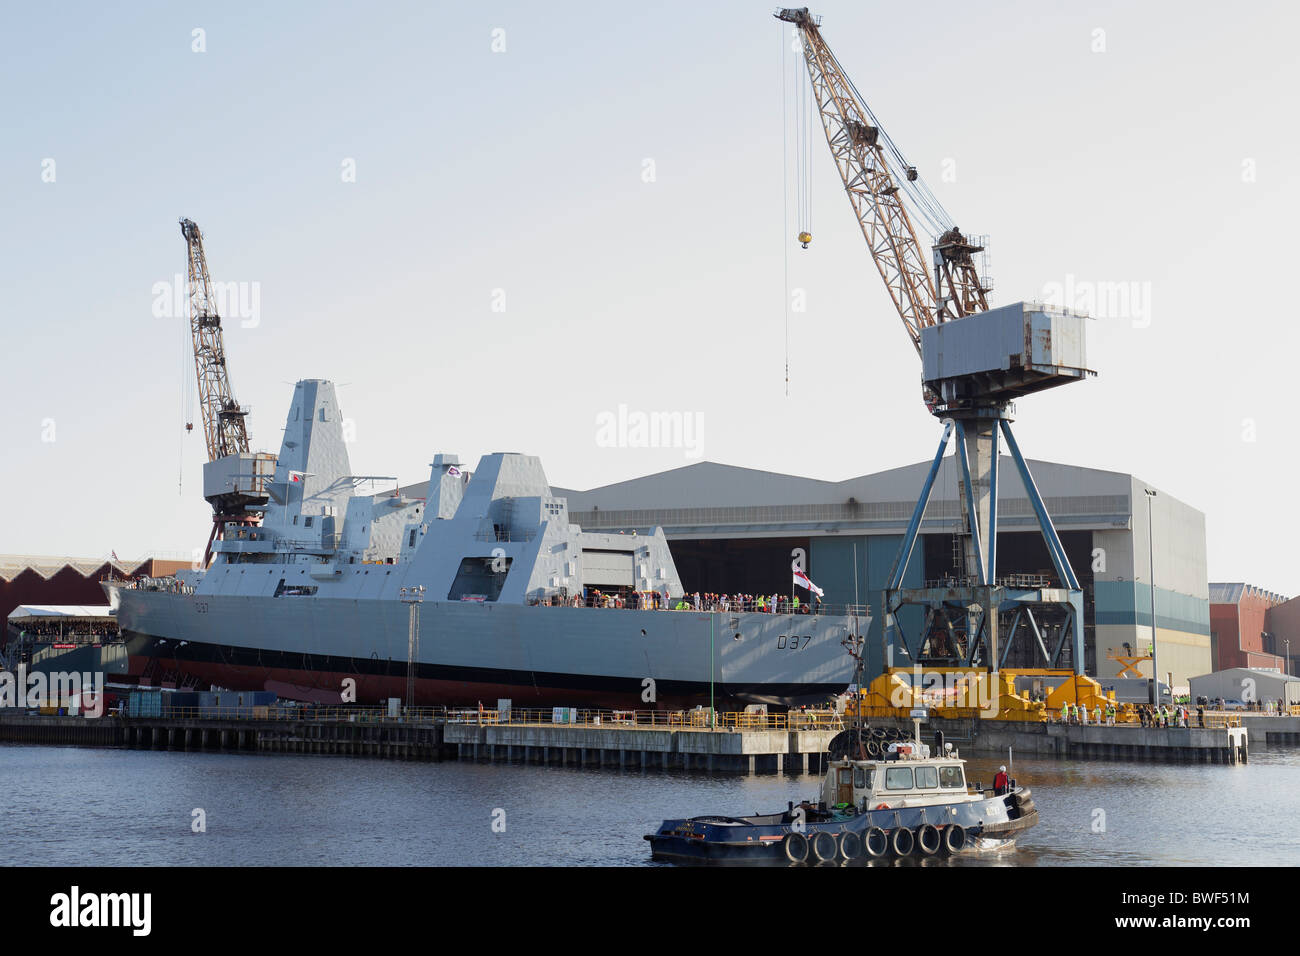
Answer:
[116,590,865,708]
[646,790,1038,864]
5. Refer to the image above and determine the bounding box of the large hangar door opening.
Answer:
[921,530,1096,671]
[667,537,810,596]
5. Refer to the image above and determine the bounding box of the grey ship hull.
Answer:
[117,591,864,708]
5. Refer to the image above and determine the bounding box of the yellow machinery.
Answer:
[847,668,1126,723]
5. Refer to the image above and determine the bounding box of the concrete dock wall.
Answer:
[904,717,1249,764]
[442,723,839,774]
[0,713,1260,770]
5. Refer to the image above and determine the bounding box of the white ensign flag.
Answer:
[793,569,824,598]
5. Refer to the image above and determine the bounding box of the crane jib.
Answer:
[778,9,989,349]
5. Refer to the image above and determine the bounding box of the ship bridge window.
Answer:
[885,767,914,791]
[447,556,512,602]
[273,579,318,597]
[915,766,939,790]
[939,765,965,789]
[853,767,872,790]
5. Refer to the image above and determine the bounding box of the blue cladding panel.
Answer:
[809,534,924,679]
[1094,581,1210,635]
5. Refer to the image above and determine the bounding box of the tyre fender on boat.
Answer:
[811,830,839,863]
[864,827,889,858]
[839,830,863,861]
[783,831,810,864]
[943,824,967,854]
[891,826,915,856]
[916,823,941,856]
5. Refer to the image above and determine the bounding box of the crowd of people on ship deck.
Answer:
[532,589,827,613]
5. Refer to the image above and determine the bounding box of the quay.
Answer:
[0,706,844,773]
[904,715,1251,765]
[0,706,1270,771]
[0,712,451,761]
[443,723,839,774]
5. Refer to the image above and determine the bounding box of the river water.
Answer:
[3,743,1294,866]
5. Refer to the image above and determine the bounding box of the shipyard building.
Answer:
[552,458,1212,687]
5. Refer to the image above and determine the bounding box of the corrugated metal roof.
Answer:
[1189,667,1295,682]
[1208,582,1245,604]
[1209,582,1289,605]
[0,555,144,583]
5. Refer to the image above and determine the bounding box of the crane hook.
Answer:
[798,231,812,249]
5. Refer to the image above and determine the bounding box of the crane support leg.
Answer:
[884,411,1086,678]
[886,419,953,591]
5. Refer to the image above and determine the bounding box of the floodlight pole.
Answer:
[400,585,426,714]
[1145,489,1159,705]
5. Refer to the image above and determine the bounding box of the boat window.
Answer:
[915,766,938,789]
[939,765,965,788]
[853,767,872,789]
[885,767,914,790]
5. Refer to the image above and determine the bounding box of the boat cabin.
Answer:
[820,753,976,811]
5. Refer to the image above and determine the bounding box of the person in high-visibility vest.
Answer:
[1060,702,1069,723]
[1093,704,1102,724]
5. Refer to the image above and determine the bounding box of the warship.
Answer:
[109,380,865,708]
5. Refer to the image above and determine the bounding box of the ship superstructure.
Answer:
[113,380,865,708]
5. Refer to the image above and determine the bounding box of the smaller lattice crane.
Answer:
[179,218,275,565]
[181,218,251,459]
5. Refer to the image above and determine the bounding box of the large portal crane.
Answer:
[179,218,274,565]
[778,9,1094,677]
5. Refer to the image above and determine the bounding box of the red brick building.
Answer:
[1209,582,1288,671]
[1265,595,1300,675]
[1,556,191,649]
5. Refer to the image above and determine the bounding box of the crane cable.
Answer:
[180,291,190,494]
[784,26,820,396]
[782,26,790,397]
[833,52,955,240]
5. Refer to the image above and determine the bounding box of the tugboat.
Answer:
[645,640,1038,864]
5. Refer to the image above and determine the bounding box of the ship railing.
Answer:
[113,575,195,595]
[543,597,871,617]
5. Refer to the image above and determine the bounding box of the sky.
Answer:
[1,0,1296,592]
